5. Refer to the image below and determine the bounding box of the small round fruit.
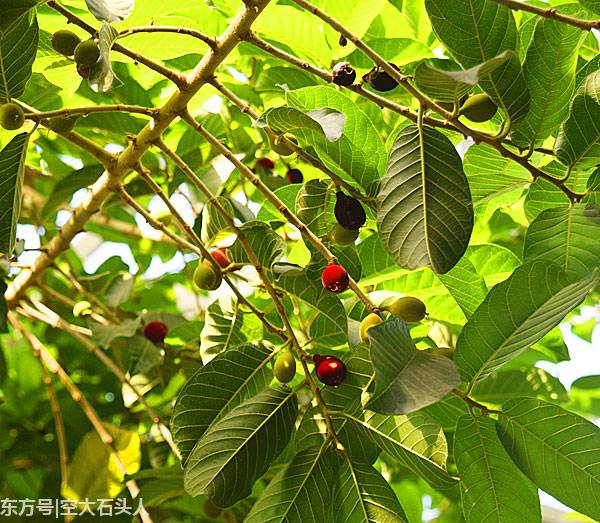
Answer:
[143,320,168,344]
[51,30,81,57]
[76,64,91,79]
[459,94,497,122]
[255,157,275,171]
[74,40,100,67]
[0,103,25,130]
[46,115,78,133]
[359,313,384,344]
[338,34,348,47]
[203,499,222,518]
[211,248,230,269]
[269,134,295,156]
[72,300,93,318]
[274,351,296,383]
[321,264,349,293]
[362,64,400,92]
[332,62,356,87]
[426,347,455,359]
[193,260,222,291]
[329,223,359,246]
[314,354,346,387]
[385,296,427,323]
[286,168,303,184]
[334,191,366,230]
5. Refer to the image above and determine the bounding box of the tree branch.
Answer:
[118,26,218,50]
[490,0,600,30]
[8,312,153,523]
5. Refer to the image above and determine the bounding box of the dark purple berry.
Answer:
[334,191,366,230]
[332,62,356,87]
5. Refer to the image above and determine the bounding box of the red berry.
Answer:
[332,62,356,87]
[143,320,168,344]
[211,248,230,268]
[313,354,346,386]
[321,264,349,293]
[256,158,275,170]
[286,168,303,184]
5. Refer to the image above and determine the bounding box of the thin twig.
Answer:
[490,0,600,30]
[119,26,218,49]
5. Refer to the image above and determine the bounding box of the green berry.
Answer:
[384,296,427,323]
[0,103,25,130]
[46,115,78,133]
[330,223,359,246]
[273,351,296,383]
[74,40,100,67]
[193,260,222,291]
[459,94,497,122]
[51,30,81,57]
[359,313,383,344]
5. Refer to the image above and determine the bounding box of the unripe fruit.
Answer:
[286,168,303,184]
[274,351,296,383]
[313,354,346,386]
[203,499,222,518]
[51,30,81,57]
[459,94,497,122]
[255,157,275,171]
[143,320,168,344]
[329,223,359,246]
[74,40,100,67]
[334,191,366,230]
[332,62,356,87]
[362,64,400,92]
[193,260,222,291]
[46,115,78,133]
[321,264,349,293]
[268,134,295,156]
[0,103,25,130]
[385,296,427,323]
[426,347,455,359]
[359,313,384,344]
[72,300,93,318]
[211,248,230,269]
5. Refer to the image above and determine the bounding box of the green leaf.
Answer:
[200,196,234,244]
[577,0,600,15]
[258,106,346,143]
[511,17,583,147]
[471,368,568,405]
[497,398,600,520]
[377,125,473,274]
[463,143,532,205]
[276,271,347,347]
[286,86,387,196]
[90,318,140,348]
[0,11,38,99]
[0,133,28,256]
[425,0,530,122]
[438,257,488,318]
[229,221,286,268]
[62,424,141,501]
[295,179,336,239]
[455,261,599,386]
[171,342,273,465]
[245,444,340,523]
[128,334,163,375]
[465,244,520,287]
[89,21,120,93]
[0,0,44,30]
[344,410,458,491]
[41,166,104,218]
[414,51,514,103]
[183,387,298,507]
[365,318,461,414]
[334,458,408,523]
[523,203,600,278]
[455,415,541,523]
[555,71,600,170]
[200,297,249,357]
